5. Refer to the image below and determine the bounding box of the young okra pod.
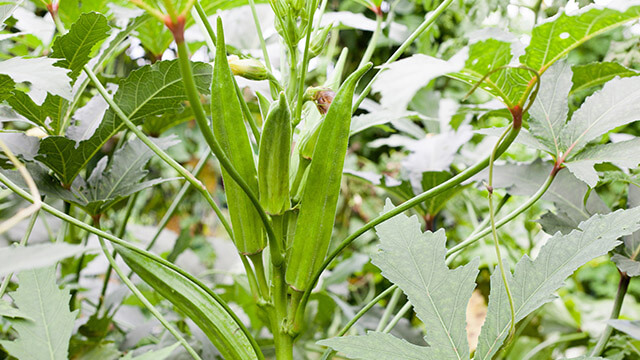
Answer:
[285,63,372,292]
[258,92,292,215]
[211,19,265,255]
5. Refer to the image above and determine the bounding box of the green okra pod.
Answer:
[258,92,291,215]
[211,19,265,255]
[285,63,372,291]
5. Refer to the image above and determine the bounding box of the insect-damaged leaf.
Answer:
[37,60,211,185]
[320,200,478,359]
[474,207,640,360]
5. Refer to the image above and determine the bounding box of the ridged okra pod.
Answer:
[285,63,372,291]
[258,92,291,215]
[211,19,265,255]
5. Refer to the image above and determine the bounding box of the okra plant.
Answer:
[1,0,640,359]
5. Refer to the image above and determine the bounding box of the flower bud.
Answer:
[304,86,335,115]
[227,55,269,81]
[310,23,333,56]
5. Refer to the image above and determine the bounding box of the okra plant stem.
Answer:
[358,14,382,69]
[591,271,631,356]
[294,0,319,124]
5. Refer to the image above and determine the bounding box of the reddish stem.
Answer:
[164,14,186,44]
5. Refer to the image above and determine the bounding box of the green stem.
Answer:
[81,64,234,240]
[296,124,521,324]
[358,14,382,69]
[352,0,454,112]
[591,271,631,356]
[382,300,412,333]
[193,1,216,50]
[446,173,555,261]
[97,192,138,313]
[0,210,39,297]
[0,171,265,360]
[173,40,282,267]
[487,126,516,341]
[246,0,276,98]
[375,287,402,332]
[320,285,398,360]
[250,253,270,300]
[96,224,202,360]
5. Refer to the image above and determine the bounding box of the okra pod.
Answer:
[285,63,372,291]
[211,19,265,255]
[258,92,291,215]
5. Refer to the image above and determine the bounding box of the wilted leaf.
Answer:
[475,207,640,360]
[0,266,78,360]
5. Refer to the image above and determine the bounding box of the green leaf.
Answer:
[320,200,478,359]
[0,266,78,360]
[474,207,640,360]
[608,320,640,341]
[420,171,464,215]
[115,245,261,360]
[7,92,67,134]
[449,39,529,106]
[372,50,467,111]
[210,20,264,255]
[319,332,432,360]
[120,343,180,360]
[564,138,640,188]
[528,60,572,156]
[0,243,97,276]
[0,57,72,104]
[51,12,111,80]
[560,76,640,155]
[0,0,21,29]
[0,74,15,102]
[37,60,211,185]
[571,62,640,94]
[0,299,31,320]
[521,4,640,76]
[57,0,111,26]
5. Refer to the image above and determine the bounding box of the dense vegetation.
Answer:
[1,0,640,359]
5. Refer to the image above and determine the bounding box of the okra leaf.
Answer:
[449,39,529,106]
[120,343,180,360]
[7,92,67,134]
[608,320,640,340]
[66,90,110,143]
[560,76,640,155]
[420,171,465,215]
[0,266,78,360]
[0,0,21,29]
[612,186,640,276]
[321,200,478,359]
[115,245,261,360]
[319,332,432,360]
[37,60,211,185]
[571,62,640,94]
[564,138,640,188]
[51,12,111,80]
[528,60,572,156]
[521,3,640,77]
[0,243,97,276]
[372,49,467,111]
[474,206,640,360]
[74,136,177,214]
[0,74,15,102]
[0,57,72,105]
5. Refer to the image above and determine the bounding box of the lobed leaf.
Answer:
[0,243,97,276]
[475,206,640,360]
[0,266,78,360]
[0,57,72,105]
[571,62,640,94]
